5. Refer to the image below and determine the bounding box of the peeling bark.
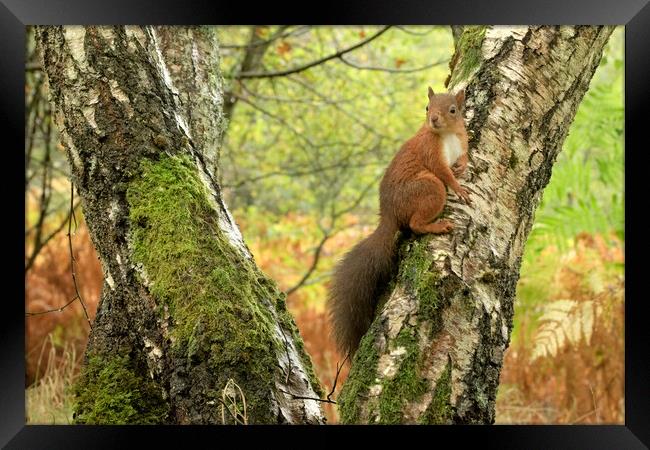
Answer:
[36,25,325,425]
[338,25,614,424]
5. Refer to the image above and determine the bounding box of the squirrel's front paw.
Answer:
[453,165,466,178]
[455,186,472,205]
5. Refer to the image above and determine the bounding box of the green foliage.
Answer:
[218,26,455,218]
[526,27,624,254]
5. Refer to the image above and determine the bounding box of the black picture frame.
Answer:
[4,1,648,447]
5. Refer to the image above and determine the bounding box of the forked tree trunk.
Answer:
[36,25,325,425]
[337,25,614,424]
[36,24,613,425]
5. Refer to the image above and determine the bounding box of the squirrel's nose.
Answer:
[431,114,439,123]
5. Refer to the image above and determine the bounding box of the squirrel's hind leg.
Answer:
[405,172,452,235]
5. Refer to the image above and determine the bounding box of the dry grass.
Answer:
[26,335,80,424]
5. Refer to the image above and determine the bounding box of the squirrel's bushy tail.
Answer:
[327,218,398,357]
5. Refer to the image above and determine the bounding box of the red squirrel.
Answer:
[327,87,471,357]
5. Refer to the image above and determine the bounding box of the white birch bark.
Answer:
[338,25,614,424]
[36,25,325,425]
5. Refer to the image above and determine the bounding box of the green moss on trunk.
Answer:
[399,237,448,335]
[376,328,428,424]
[73,353,169,424]
[448,26,487,89]
[419,359,453,424]
[337,326,380,423]
[339,237,451,423]
[125,153,321,423]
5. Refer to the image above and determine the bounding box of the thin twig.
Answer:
[67,183,92,329]
[29,119,53,272]
[218,398,245,425]
[219,26,310,49]
[220,379,248,425]
[223,161,382,190]
[327,353,350,402]
[395,26,437,36]
[277,352,350,406]
[338,54,447,74]
[285,232,332,296]
[234,26,391,79]
[25,296,79,316]
[25,184,92,324]
[278,388,337,405]
[571,408,598,424]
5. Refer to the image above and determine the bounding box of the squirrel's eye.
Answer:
[426,105,429,112]
[449,106,457,114]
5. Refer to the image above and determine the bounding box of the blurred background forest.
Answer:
[25,26,624,424]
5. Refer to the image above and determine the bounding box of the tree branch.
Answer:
[285,232,332,296]
[338,54,447,73]
[234,26,392,79]
[219,26,310,49]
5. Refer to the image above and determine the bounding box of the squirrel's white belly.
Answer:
[441,133,462,166]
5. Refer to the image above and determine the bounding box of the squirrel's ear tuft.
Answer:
[428,86,434,99]
[455,89,465,105]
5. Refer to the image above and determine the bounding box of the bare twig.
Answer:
[338,54,447,74]
[327,353,350,402]
[233,93,317,148]
[24,200,80,273]
[285,232,332,296]
[275,352,351,405]
[286,75,401,143]
[67,184,92,329]
[278,388,337,405]
[235,26,391,79]
[223,161,382,190]
[25,74,44,192]
[395,26,437,36]
[30,118,53,268]
[333,172,383,219]
[220,379,248,425]
[571,408,598,425]
[25,296,79,317]
[218,398,245,425]
[26,184,92,330]
[219,26,310,49]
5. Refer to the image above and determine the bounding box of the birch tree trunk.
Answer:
[35,25,325,425]
[338,25,614,424]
